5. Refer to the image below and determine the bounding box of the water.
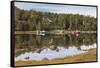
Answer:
[15,34,97,61]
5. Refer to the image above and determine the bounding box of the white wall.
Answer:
[0,0,99,68]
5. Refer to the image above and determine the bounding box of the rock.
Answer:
[43,58,48,60]
[24,57,30,60]
[50,45,57,50]
[35,48,42,53]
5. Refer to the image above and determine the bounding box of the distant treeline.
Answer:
[15,7,97,31]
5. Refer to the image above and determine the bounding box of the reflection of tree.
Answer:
[63,34,96,48]
[83,34,96,45]
[42,35,65,47]
[15,34,96,57]
[64,35,70,48]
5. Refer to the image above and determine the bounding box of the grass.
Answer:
[15,48,97,66]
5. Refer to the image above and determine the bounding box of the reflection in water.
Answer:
[15,34,97,61]
[15,43,96,61]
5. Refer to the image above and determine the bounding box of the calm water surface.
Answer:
[15,34,97,61]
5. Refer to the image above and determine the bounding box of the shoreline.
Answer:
[15,30,96,35]
[15,48,97,66]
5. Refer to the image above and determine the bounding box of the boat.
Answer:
[72,30,80,36]
[37,30,48,36]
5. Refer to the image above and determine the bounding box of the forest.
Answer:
[15,7,97,31]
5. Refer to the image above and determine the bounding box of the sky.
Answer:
[15,2,97,18]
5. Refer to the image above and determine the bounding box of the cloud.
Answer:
[15,2,96,17]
